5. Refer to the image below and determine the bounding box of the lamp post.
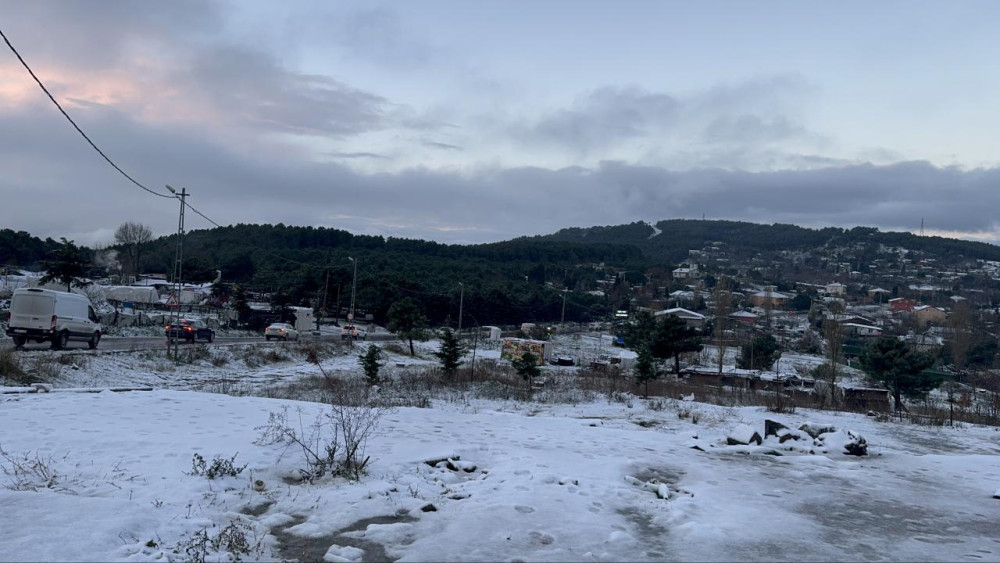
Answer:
[165,184,186,360]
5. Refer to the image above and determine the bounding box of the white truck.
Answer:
[5,288,102,349]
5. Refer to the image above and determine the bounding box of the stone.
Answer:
[764,419,789,438]
[799,423,837,439]
[726,424,763,446]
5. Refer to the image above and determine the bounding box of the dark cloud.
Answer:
[326,152,391,160]
[421,140,462,151]
[176,44,390,137]
[512,86,680,153]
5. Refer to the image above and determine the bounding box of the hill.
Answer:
[535,219,1000,264]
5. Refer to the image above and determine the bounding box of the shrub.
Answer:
[188,453,247,479]
[256,384,391,482]
[26,355,62,382]
[0,348,28,384]
[176,520,263,563]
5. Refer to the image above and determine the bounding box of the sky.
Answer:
[2,1,1000,247]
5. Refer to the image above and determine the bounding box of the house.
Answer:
[749,286,791,307]
[913,305,947,327]
[825,282,846,295]
[654,307,706,328]
[672,263,700,280]
[889,297,916,313]
[841,322,882,338]
[728,310,759,326]
[868,288,891,303]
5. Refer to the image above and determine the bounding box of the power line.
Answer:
[0,26,174,200]
[183,200,221,228]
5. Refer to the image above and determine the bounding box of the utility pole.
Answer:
[348,256,358,319]
[457,282,464,333]
[560,288,568,325]
[166,185,186,360]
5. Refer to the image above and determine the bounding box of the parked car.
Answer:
[165,318,215,343]
[265,323,299,341]
[6,288,102,349]
[340,325,366,340]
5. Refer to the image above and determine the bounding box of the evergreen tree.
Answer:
[737,333,780,371]
[386,297,429,355]
[650,315,703,376]
[859,336,939,412]
[232,285,251,326]
[434,328,467,379]
[512,351,541,384]
[39,238,91,291]
[633,346,660,397]
[358,344,384,386]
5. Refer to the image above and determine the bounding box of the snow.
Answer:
[2,342,1000,561]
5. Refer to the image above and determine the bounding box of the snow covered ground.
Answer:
[2,339,1000,562]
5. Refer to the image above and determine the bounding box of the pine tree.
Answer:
[358,344,384,386]
[859,336,938,412]
[386,297,429,356]
[512,351,541,385]
[434,328,467,379]
[633,346,660,397]
[39,238,91,292]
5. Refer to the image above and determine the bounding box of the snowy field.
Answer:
[1,339,1000,561]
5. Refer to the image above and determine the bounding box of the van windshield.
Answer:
[11,294,53,316]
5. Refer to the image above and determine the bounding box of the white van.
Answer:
[5,288,102,349]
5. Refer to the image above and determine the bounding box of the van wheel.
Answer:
[12,336,26,348]
[207,333,214,343]
[88,332,100,350]
[51,331,69,350]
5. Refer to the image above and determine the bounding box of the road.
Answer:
[0,331,399,353]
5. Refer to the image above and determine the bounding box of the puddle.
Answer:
[272,511,417,562]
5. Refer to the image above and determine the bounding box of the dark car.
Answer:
[165,318,215,343]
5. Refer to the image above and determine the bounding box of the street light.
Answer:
[165,184,186,360]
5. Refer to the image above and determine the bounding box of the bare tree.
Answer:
[113,221,152,282]
[822,318,845,407]
[948,300,974,374]
[713,276,733,376]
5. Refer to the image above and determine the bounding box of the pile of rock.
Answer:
[722,420,868,456]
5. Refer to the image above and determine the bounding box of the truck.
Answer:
[5,288,102,349]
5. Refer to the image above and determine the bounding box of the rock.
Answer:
[993,489,1000,500]
[420,503,438,512]
[764,419,789,438]
[843,430,868,456]
[778,431,801,443]
[726,424,763,446]
[799,423,837,439]
[818,429,868,456]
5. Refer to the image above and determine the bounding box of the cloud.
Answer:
[501,75,828,171]
[421,140,463,151]
[510,86,680,153]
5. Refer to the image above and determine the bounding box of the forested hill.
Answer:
[535,219,1000,264]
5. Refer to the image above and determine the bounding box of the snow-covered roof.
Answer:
[654,307,705,320]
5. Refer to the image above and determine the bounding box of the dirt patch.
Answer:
[272,512,418,562]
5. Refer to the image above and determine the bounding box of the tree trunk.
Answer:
[674,354,681,376]
[408,337,415,356]
[892,388,903,412]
